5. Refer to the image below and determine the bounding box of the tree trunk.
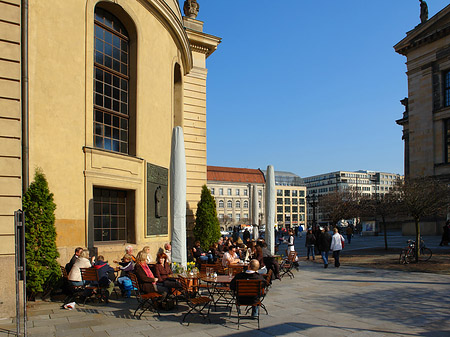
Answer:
[415,217,420,263]
[382,215,388,250]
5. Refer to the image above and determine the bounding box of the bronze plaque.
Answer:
[147,163,168,236]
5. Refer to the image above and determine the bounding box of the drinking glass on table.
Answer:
[206,267,210,278]
[228,267,233,278]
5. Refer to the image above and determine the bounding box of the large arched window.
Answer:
[93,8,129,154]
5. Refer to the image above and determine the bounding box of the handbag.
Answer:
[341,235,345,249]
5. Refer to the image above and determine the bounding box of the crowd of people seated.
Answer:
[191,236,281,281]
[64,242,174,302]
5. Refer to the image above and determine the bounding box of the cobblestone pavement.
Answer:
[1,233,449,336]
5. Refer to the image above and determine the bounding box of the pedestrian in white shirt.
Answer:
[330,227,344,268]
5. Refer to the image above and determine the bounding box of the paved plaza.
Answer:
[1,234,449,337]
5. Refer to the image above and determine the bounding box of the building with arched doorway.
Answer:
[0,0,220,317]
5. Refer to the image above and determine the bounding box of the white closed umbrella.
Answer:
[252,185,259,240]
[265,165,276,254]
[170,126,187,267]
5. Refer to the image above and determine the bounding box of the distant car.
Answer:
[220,231,232,236]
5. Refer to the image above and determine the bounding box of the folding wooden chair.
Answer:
[80,267,108,304]
[215,261,228,275]
[280,251,297,279]
[129,273,164,319]
[235,280,264,330]
[178,275,212,325]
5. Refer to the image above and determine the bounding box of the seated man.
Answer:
[65,247,83,274]
[163,243,172,264]
[192,241,213,264]
[230,259,266,318]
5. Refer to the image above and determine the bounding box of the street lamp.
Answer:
[306,193,318,229]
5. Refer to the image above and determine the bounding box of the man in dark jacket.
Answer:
[92,256,115,301]
[65,247,83,273]
[317,227,332,268]
[230,259,266,318]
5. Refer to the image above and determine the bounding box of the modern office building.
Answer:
[207,166,265,231]
[262,170,307,230]
[0,0,220,317]
[303,170,403,226]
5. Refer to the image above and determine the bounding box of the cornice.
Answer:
[185,28,222,58]
[394,4,450,56]
[138,0,193,73]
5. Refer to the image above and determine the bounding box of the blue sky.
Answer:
[180,0,450,178]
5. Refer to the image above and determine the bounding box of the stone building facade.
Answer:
[394,4,450,181]
[0,0,220,317]
[207,166,266,231]
[394,4,450,233]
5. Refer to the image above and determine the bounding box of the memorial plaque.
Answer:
[147,163,168,236]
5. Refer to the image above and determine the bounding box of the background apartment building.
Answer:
[263,171,307,230]
[303,170,403,226]
[207,166,265,231]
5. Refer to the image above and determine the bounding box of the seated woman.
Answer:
[116,253,135,297]
[254,245,267,274]
[134,251,167,297]
[222,246,240,267]
[192,241,213,264]
[141,246,153,265]
[154,252,180,292]
[68,249,91,286]
[208,242,219,262]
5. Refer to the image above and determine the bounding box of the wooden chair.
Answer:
[178,275,212,325]
[234,280,265,330]
[80,267,109,304]
[215,261,228,275]
[199,263,216,274]
[280,251,297,279]
[129,273,164,319]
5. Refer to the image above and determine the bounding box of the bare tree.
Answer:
[357,192,399,250]
[395,177,449,262]
[319,189,357,227]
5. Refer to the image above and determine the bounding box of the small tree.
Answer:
[395,177,449,262]
[193,185,221,250]
[23,168,60,299]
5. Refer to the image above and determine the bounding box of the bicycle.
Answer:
[399,239,432,264]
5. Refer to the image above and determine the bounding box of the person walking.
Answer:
[330,227,345,268]
[317,227,332,268]
[346,226,353,244]
[305,229,316,260]
[439,220,450,246]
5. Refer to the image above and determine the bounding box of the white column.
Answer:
[265,165,276,254]
[170,127,187,267]
[252,184,259,240]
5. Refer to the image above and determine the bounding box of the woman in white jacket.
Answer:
[68,249,92,286]
[330,227,344,268]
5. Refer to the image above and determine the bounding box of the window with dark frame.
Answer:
[446,119,450,163]
[445,71,450,107]
[94,8,129,154]
[93,187,127,242]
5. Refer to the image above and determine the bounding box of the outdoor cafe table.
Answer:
[200,275,234,310]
